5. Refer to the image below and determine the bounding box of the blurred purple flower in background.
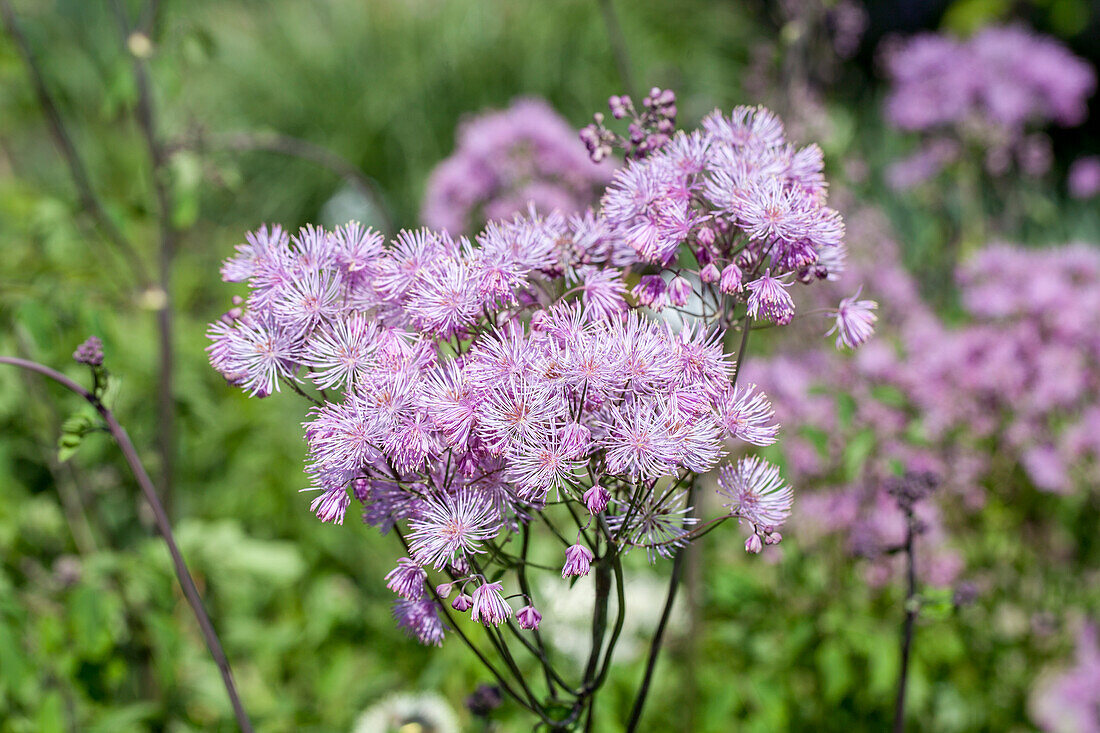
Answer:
[882,26,1095,187]
[1031,623,1100,733]
[1068,155,1100,199]
[422,98,614,234]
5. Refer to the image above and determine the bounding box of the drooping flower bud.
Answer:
[745,534,763,554]
[668,276,692,307]
[583,485,611,515]
[719,264,743,294]
[700,263,721,284]
[562,544,595,578]
[452,593,473,612]
[516,605,542,630]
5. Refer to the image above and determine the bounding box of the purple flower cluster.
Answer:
[208,95,862,647]
[909,243,1100,494]
[883,26,1095,186]
[422,98,613,235]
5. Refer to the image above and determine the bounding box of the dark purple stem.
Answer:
[0,356,254,732]
[893,505,918,733]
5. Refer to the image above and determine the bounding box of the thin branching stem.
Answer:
[0,356,253,732]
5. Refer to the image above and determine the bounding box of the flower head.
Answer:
[407,491,502,570]
[717,456,793,537]
[470,581,513,627]
[562,543,595,577]
[385,558,428,600]
[516,604,543,630]
[827,288,878,349]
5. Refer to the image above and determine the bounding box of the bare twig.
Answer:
[0,356,253,732]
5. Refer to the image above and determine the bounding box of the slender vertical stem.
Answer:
[624,480,698,733]
[893,507,918,733]
[596,0,636,98]
[110,0,177,512]
[0,356,253,732]
[731,314,753,385]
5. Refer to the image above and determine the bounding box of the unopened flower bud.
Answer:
[720,264,743,294]
[745,534,763,554]
[583,485,611,514]
[516,605,542,630]
[562,543,594,578]
[700,263,721,284]
[668,276,692,307]
[452,593,473,612]
[436,582,454,598]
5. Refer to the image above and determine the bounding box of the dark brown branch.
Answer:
[0,356,253,732]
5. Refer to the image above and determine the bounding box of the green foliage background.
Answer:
[0,0,1098,730]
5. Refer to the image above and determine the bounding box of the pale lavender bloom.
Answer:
[562,543,594,577]
[599,400,681,479]
[422,97,613,234]
[516,605,543,630]
[883,26,1095,182]
[407,491,501,570]
[1068,156,1100,199]
[633,274,668,310]
[385,558,428,600]
[405,256,482,337]
[715,383,780,446]
[220,224,289,283]
[576,267,628,321]
[508,436,583,499]
[393,595,446,646]
[718,455,793,534]
[470,581,513,627]
[746,272,795,325]
[606,488,698,560]
[305,314,378,390]
[206,314,301,397]
[560,422,592,460]
[827,288,878,349]
[309,485,351,524]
